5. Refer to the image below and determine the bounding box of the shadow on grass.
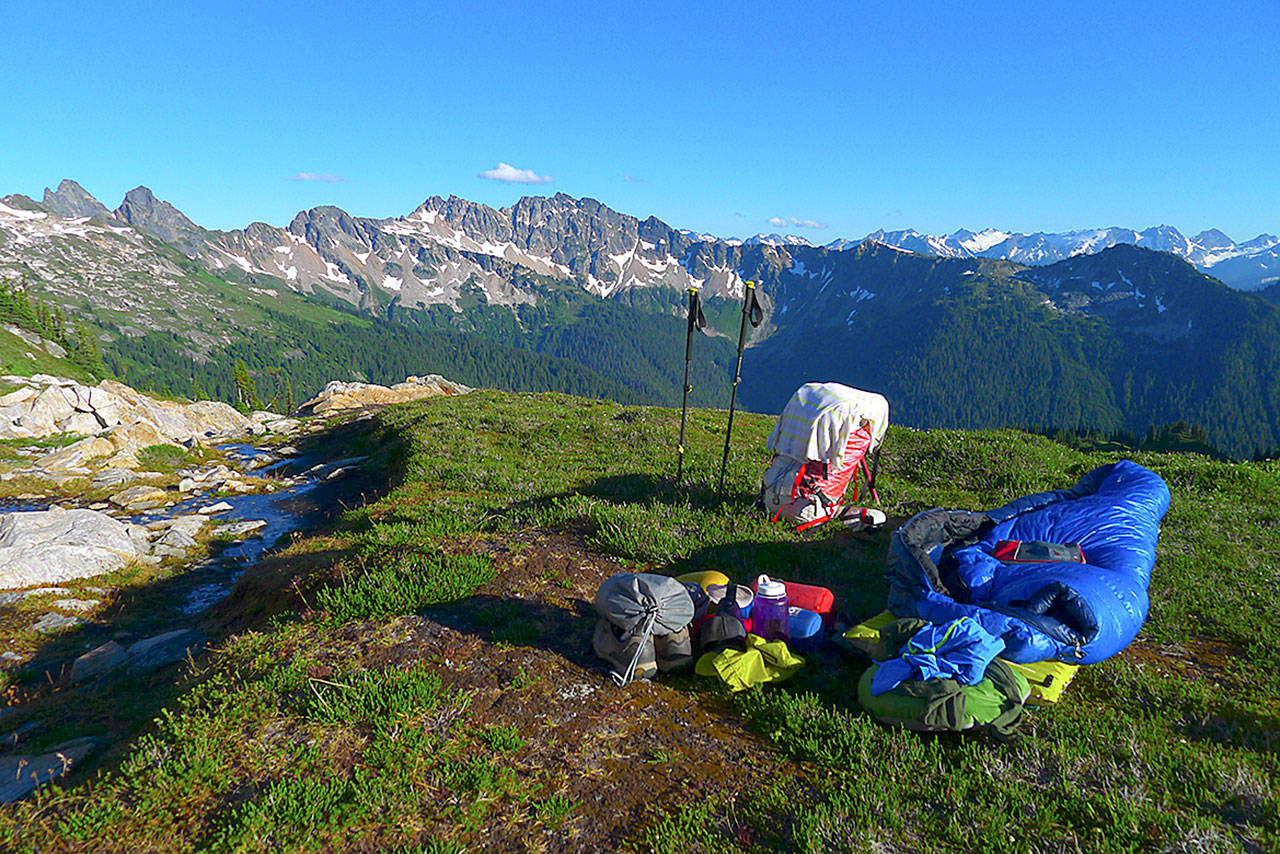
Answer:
[478,471,766,523]
[423,583,874,719]
[576,471,898,621]
[419,459,901,713]
[427,594,598,668]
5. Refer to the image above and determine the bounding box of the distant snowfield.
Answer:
[859,224,1279,290]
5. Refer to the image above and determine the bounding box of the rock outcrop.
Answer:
[296,374,470,416]
[0,507,148,589]
[0,375,253,473]
[0,737,98,804]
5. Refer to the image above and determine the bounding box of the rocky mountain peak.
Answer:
[114,186,205,254]
[41,180,111,220]
[1192,228,1235,250]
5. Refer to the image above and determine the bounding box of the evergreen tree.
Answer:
[232,360,262,411]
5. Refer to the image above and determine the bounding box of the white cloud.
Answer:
[478,162,553,184]
[791,217,827,229]
[285,172,345,182]
[624,174,645,183]
[767,216,787,227]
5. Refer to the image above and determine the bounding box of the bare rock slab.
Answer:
[70,641,126,683]
[155,528,198,550]
[0,507,146,589]
[31,613,85,633]
[296,374,469,416]
[53,598,99,612]
[127,629,205,672]
[108,484,168,508]
[214,520,267,537]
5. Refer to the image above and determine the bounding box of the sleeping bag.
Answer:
[885,460,1170,664]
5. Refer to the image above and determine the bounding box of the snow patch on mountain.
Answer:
[0,202,47,221]
[861,224,1280,290]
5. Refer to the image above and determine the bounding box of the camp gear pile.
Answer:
[594,387,1167,738]
[591,570,835,691]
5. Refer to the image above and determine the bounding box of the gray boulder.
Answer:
[31,613,85,633]
[152,515,206,539]
[70,641,126,683]
[52,598,98,612]
[108,484,168,509]
[127,629,205,671]
[214,520,267,537]
[156,528,197,550]
[0,507,147,589]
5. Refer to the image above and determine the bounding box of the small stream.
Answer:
[1,442,367,617]
[160,447,368,615]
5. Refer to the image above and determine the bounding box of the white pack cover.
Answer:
[765,383,889,468]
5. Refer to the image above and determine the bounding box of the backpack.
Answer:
[760,383,888,531]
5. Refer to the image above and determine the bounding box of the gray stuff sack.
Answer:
[593,573,695,685]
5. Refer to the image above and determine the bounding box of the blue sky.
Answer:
[4,0,1277,242]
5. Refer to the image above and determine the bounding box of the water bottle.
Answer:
[753,574,790,642]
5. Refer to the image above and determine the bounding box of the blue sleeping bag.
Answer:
[885,460,1170,664]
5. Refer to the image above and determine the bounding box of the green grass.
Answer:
[133,442,192,473]
[3,390,1277,852]
[0,325,95,382]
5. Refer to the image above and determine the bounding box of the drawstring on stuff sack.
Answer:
[612,610,659,687]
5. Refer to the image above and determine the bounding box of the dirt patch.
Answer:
[295,529,796,852]
[1118,638,1280,754]
[1120,637,1249,688]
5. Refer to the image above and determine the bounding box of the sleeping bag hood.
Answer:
[886,460,1170,664]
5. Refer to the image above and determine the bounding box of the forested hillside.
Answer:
[737,245,1280,459]
[6,183,1280,458]
[102,297,738,412]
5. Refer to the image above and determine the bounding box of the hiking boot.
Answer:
[654,626,693,673]
[593,618,657,683]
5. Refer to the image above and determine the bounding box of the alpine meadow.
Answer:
[2,2,1279,852]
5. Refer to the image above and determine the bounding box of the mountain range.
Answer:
[3,179,1280,458]
[851,226,1280,291]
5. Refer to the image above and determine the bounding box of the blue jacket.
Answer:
[870,617,1006,694]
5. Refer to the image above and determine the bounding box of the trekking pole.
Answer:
[718,281,763,491]
[676,288,706,484]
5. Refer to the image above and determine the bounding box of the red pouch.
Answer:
[752,578,835,624]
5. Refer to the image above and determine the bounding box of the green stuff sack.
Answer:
[857,659,1030,736]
